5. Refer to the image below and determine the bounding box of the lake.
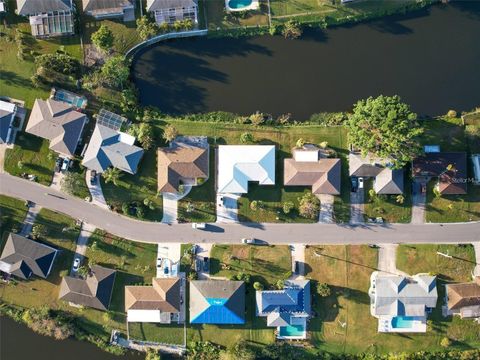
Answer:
[133,2,480,119]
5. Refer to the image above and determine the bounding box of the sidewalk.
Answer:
[85,170,109,209]
[19,203,41,236]
[289,244,306,279]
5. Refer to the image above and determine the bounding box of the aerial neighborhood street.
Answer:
[0,1,480,360]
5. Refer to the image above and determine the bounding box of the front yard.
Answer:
[0,195,28,236]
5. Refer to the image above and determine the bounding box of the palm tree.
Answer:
[103,167,122,186]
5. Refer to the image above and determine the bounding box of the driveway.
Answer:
[195,243,213,279]
[162,185,192,224]
[0,144,7,174]
[70,222,96,275]
[411,180,426,224]
[473,242,480,277]
[1,173,479,245]
[216,194,239,223]
[377,244,408,276]
[350,188,364,224]
[289,244,306,279]
[50,171,65,191]
[86,170,109,209]
[317,194,334,223]
[19,202,41,236]
[156,243,181,278]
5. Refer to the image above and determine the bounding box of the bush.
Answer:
[91,25,114,52]
[35,53,80,76]
[282,20,302,39]
[316,282,331,297]
[240,132,254,144]
[282,201,294,214]
[136,16,159,40]
[253,281,264,291]
[440,337,452,348]
[163,124,178,143]
[298,192,320,219]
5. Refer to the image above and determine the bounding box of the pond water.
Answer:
[133,2,480,119]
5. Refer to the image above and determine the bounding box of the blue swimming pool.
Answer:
[279,324,305,337]
[391,316,416,328]
[228,0,252,10]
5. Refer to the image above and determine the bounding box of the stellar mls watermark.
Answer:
[451,177,477,184]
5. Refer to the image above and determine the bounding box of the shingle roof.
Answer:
[217,145,275,194]
[284,157,341,195]
[16,0,72,15]
[147,0,197,12]
[447,278,480,311]
[412,152,467,194]
[0,233,57,280]
[157,138,209,194]
[372,274,437,317]
[190,280,245,324]
[82,124,144,174]
[82,0,133,13]
[125,277,181,313]
[26,99,86,157]
[374,169,404,194]
[59,265,116,310]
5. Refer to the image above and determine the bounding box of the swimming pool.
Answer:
[279,324,305,337]
[391,316,417,328]
[228,0,252,9]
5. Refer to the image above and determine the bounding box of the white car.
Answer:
[358,177,364,189]
[72,258,80,272]
[156,258,162,268]
[242,237,256,244]
[192,222,206,230]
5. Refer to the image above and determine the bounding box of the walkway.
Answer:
[350,189,364,224]
[216,194,239,223]
[19,202,41,236]
[318,194,334,223]
[1,173,479,245]
[411,180,426,224]
[377,244,408,276]
[71,222,96,274]
[86,170,109,209]
[0,144,7,174]
[50,171,65,191]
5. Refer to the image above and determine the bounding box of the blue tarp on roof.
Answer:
[191,297,245,324]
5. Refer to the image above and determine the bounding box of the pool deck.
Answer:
[276,318,308,339]
[377,316,427,333]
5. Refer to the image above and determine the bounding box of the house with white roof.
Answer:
[217,145,275,194]
[369,272,437,333]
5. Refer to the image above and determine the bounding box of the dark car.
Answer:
[351,177,359,192]
[90,170,97,185]
[294,261,300,274]
[203,257,209,273]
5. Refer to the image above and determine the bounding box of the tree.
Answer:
[298,192,320,219]
[136,206,145,219]
[144,198,156,210]
[91,25,114,53]
[122,202,130,215]
[346,95,422,168]
[296,138,305,148]
[136,16,159,41]
[250,200,258,211]
[253,281,264,291]
[235,272,251,284]
[249,111,264,125]
[282,20,302,39]
[240,132,254,144]
[31,224,47,239]
[276,279,285,290]
[440,337,452,348]
[78,265,89,278]
[145,349,161,360]
[231,341,256,360]
[129,123,154,150]
[35,53,80,76]
[395,194,405,204]
[187,341,220,360]
[319,141,329,149]
[316,282,331,297]
[163,124,178,143]
[101,55,130,89]
[282,201,294,214]
[103,167,122,186]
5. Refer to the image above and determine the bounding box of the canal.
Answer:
[133,2,480,119]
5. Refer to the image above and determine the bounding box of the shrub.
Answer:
[282,20,302,39]
[296,138,305,148]
[250,200,258,211]
[91,25,114,52]
[440,337,452,348]
[298,192,320,219]
[163,124,178,143]
[35,53,80,76]
[253,282,264,291]
[447,110,457,118]
[249,111,265,126]
[282,201,294,214]
[316,282,331,297]
[136,16,159,40]
[240,132,254,144]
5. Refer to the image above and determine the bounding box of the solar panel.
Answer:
[96,109,127,131]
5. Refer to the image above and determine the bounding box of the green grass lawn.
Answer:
[0,195,28,236]
[305,244,480,354]
[396,244,476,283]
[67,161,91,200]
[177,149,216,223]
[203,0,269,30]
[4,132,56,185]
[363,176,412,223]
[128,322,185,345]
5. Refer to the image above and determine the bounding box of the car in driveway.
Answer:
[203,257,209,273]
[90,170,97,185]
[192,223,206,230]
[61,158,71,173]
[156,258,162,268]
[358,177,364,189]
[55,157,63,172]
[351,177,359,192]
[72,257,80,272]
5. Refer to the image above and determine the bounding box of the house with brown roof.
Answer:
[25,98,87,157]
[125,277,182,323]
[412,152,467,195]
[157,136,209,194]
[59,265,116,311]
[446,277,480,319]
[284,145,341,195]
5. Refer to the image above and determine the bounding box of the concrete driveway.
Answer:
[70,222,96,275]
[318,194,334,223]
[411,180,426,224]
[194,243,213,279]
[19,203,41,236]
[377,244,408,276]
[350,188,364,224]
[216,194,239,223]
[289,244,306,279]
[86,170,109,209]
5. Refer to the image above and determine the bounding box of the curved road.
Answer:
[1,174,479,245]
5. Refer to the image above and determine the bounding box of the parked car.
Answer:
[156,258,162,268]
[90,170,97,185]
[195,258,202,272]
[55,157,63,172]
[351,177,359,192]
[242,237,256,244]
[294,261,300,274]
[72,258,80,272]
[358,177,364,189]
[203,257,209,272]
[192,222,206,230]
[191,244,198,255]
[163,259,170,275]
[61,158,71,173]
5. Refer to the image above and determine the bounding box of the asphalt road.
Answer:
[1,173,479,245]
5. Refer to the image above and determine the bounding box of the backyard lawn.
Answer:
[203,0,269,31]
[305,245,480,354]
[363,176,412,223]
[128,322,185,345]
[4,132,56,186]
[0,195,28,236]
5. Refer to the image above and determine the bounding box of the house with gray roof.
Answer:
[0,233,58,280]
[0,100,18,144]
[256,279,311,339]
[349,152,404,194]
[59,265,116,311]
[82,122,144,175]
[146,0,198,25]
[190,280,245,324]
[25,98,87,157]
[16,0,74,37]
[369,272,437,333]
[82,0,134,21]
